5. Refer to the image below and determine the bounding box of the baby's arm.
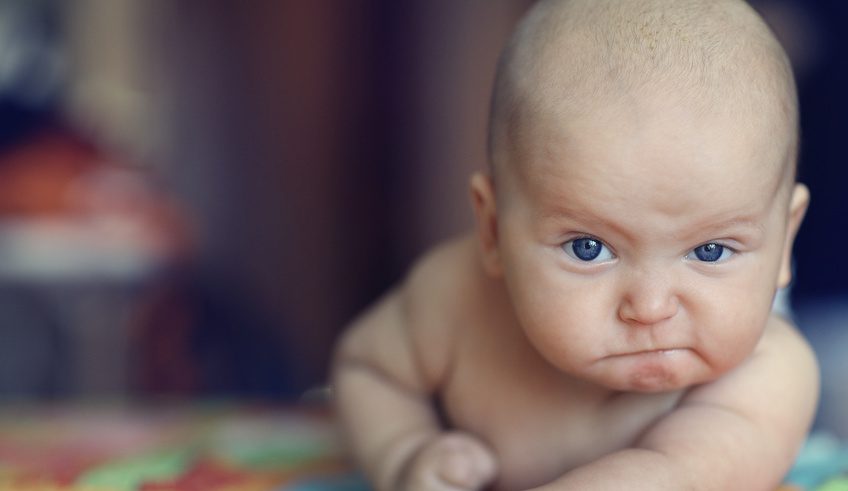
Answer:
[528,317,818,491]
[332,245,498,491]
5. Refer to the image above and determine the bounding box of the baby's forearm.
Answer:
[332,359,441,491]
[525,446,776,491]
[522,448,681,491]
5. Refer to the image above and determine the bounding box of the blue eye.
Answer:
[687,243,733,263]
[563,237,615,262]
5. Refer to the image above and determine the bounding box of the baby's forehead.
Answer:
[489,0,798,183]
[523,85,786,166]
[505,132,788,243]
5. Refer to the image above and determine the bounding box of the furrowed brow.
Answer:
[536,205,640,243]
[681,216,766,242]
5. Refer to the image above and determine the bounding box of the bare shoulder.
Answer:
[633,316,819,487]
[403,234,481,329]
[683,314,819,418]
[400,233,483,389]
[333,234,481,393]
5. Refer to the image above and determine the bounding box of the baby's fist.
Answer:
[399,432,498,491]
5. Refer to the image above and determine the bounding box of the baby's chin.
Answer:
[585,348,717,393]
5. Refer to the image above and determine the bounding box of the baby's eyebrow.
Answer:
[537,205,767,243]
[536,206,641,243]
[680,217,766,241]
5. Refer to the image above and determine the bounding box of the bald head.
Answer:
[488,0,798,182]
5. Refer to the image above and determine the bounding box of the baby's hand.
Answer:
[398,432,498,491]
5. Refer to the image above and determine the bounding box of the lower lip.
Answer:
[607,349,693,391]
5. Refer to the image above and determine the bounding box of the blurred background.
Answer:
[0,0,844,430]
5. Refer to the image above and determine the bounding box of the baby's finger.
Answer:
[434,434,498,489]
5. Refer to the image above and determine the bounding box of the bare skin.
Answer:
[334,234,816,490]
[332,1,818,489]
[333,102,817,488]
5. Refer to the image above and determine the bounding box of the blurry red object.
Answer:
[0,128,192,280]
[0,130,98,216]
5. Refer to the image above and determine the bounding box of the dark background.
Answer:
[0,0,844,402]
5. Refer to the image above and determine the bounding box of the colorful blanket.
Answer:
[783,432,848,491]
[0,403,844,490]
[0,403,366,491]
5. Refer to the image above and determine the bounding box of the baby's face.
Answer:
[493,93,801,393]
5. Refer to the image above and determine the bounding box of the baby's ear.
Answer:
[777,183,810,289]
[469,172,503,277]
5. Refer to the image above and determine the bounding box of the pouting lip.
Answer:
[602,348,692,360]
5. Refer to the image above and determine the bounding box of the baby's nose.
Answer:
[618,270,679,326]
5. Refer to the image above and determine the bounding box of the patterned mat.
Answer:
[0,403,844,490]
[0,403,365,491]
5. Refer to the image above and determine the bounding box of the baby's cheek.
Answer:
[709,306,770,371]
[522,292,608,367]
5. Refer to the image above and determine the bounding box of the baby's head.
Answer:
[487,0,800,177]
[470,0,809,392]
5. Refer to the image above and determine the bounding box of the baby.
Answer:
[331,0,818,490]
